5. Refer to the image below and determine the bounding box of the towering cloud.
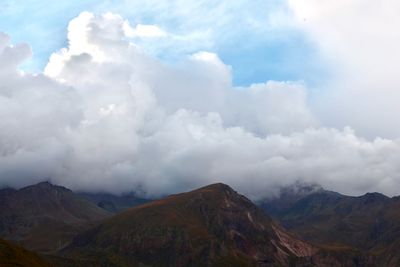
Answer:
[1,12,400,198]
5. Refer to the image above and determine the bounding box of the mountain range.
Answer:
[0,181,399,266]
[259,183,400,266]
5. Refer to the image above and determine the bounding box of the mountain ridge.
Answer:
[0,181,111,252]
[259,183,400,266]
[1,181,398,266]
[57,183,374,267]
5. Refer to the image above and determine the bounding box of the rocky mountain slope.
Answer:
[259,185,400,266]
[1,181,394,266]
[58,183,372,267]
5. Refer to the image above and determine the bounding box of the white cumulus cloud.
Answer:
[1,12,400,199]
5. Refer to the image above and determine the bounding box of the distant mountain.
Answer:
[259,184,400,266]
[0,182,111,252]
[0,238,52,267]
[58,183,371,267]
[259,181,324,217]
[78,192,150,213]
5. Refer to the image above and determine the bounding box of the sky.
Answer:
[0,0,323,85]
[1,0,400,198]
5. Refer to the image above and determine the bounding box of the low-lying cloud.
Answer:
[1,12,400,199]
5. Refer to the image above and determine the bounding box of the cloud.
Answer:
[288,0,400,138]
[0,32,82,187]
[125,24,167,38]
[2,12,400,199]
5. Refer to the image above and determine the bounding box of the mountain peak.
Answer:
[15,181,72,196]
[35,181,53,187]
[26,181,69,190]
[360,192,389,203]
[0,181,110,252]
[281,181,324,197]
[66,183,319,266]
[194,182,235,193]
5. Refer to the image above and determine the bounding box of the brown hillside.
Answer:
[0,238,52,267]
[0,182,111,252]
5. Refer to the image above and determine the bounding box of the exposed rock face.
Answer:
[0,182,110,252]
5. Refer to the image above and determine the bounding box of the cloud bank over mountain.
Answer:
[1,9,400,198]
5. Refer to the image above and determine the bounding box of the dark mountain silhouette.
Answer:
[0,238,52,267]
[259,181,324,217]
[78,192,150,213]
[259,184,400,266]
[0,182,111,253]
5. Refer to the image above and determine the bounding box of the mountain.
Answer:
[78,192,150,213]
[259,185,400,266]
[0,238,52,267]
[259,181,324,217]
[57,183,372,267]
[0,182,111,253]
[0,181,390,266]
